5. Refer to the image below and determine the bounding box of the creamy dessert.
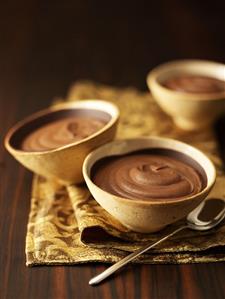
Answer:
[92,149,205,201]
[162,75,225,94]
[21,116,106,151]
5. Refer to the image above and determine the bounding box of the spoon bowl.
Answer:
[187,198,225,231]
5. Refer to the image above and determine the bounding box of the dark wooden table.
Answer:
[1,1,225,298]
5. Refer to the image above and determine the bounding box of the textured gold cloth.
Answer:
[26,82,225,266]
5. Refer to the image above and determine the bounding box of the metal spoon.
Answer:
[89,198,225,286]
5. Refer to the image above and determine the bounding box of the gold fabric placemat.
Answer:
[26,81,225,266]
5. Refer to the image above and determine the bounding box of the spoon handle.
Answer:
[89,225,188,286]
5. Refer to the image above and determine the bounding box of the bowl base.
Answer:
[121,221,167,234]
[173,117,212,131]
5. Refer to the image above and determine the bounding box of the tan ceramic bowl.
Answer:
[5,100,119,185]
[147,60,225,130]
[83,137,216,233]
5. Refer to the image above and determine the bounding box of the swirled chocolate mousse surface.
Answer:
[163,75,225,94]
[92,150,205,201]
[21,116,106,151]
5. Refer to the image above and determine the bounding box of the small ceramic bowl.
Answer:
[5,100,119,185]
[147,60,225,130]
[83,137,216,233]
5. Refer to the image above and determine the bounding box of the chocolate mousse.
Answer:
[21,116,106,151]
[92,149,205,201]
[162,75,225,94]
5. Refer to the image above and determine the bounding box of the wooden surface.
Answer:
[0,1,225,299]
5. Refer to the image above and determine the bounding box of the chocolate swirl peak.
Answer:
[21,116,106,152]
[163,75,225,94]
[92,152,204,201]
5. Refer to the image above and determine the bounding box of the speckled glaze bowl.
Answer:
[147,60,225,130]
[4,100,119,185]
[83,137,216,233]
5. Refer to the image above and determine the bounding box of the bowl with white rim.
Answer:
[5,100,119,185]
[83,137,216,233]
[147,60,225,130]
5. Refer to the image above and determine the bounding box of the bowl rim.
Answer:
[4,99,120,156]
[83,136,216,206]
[147,59,225,101]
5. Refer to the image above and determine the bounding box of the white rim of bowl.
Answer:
[147,59,225,101]
[83,136,216,205]
[4,99,120,155]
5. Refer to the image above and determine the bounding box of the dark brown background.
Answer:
[0,1,225,299]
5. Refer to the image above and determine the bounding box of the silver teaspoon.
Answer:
[89,198,225,286]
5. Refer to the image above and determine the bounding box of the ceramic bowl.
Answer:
[5,100,119,185]
[147,60,225,130]
[83,137,216,233]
